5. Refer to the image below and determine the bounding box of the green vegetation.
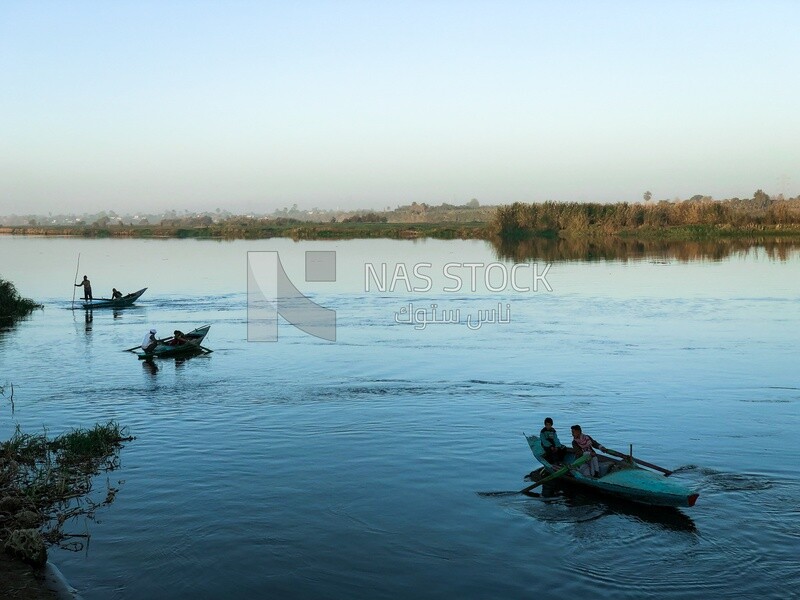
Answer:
[0,279,41,326]
[0,420,134,561]
[4,192,800,244]
[489,193,800,241]
[0,219,487,241]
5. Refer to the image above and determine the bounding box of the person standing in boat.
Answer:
[75,275,92,301]
[111,288,123,300]
[141,328,158,353]
[540,417,567,464]
[571,424,606,478]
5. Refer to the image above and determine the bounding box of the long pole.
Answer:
[71,253,80,310]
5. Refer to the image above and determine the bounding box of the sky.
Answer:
[1,1,799,215]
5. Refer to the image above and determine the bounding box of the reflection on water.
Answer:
[174,351,206,367]
[534,482,698,533]
[141,359,158,377]
[491,236,800,262]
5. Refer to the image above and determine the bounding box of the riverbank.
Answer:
[4,221,800,243]
[488,198,800,241]
[0,556,81,599]
[0,422,131,600]
[0,221,487,241]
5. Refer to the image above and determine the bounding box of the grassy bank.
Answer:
[0,220,487,240]
[0,420,134,560]
[6,218,800,242]
[489,198,800,241]
[5,196,800,243]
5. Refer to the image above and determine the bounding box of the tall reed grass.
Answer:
[489,198,800,240]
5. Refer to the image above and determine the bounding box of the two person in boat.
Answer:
[75,276,128,302]
[140,329,190,354]
[540,418,606,478]
[75,275,92,300]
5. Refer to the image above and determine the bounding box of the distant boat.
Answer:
[134,324,211,359]
[81,287,147,309]
[525,433,698,508]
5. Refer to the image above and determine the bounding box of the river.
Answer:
[1,235,798,599]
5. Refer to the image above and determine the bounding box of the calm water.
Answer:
[1,236,799,599]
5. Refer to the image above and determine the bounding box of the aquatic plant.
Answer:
[0,421,134,555]
[0,278,41,325]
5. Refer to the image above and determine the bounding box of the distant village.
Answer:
[0,199,491,227]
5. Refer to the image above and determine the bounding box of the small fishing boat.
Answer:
[134,324,211,359]
[525,433,698,508]
[81,287,147,309]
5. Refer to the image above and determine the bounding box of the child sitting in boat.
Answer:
[111,288,122,300]
[571,425,607,478]
[540,417,567,464]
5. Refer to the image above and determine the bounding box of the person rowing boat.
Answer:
[141,329,158,353]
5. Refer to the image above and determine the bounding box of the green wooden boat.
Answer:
[525,433,699,508]
[81,287,147,309]
[135,324,211,359]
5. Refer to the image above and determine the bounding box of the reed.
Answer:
[0,278,41,325]
[489,197,800,241]
[0,421,134,551]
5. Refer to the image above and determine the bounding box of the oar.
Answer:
[520,453,591,494]
[601,447,673,477]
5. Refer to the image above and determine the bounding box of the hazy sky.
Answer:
[1,1,798,215]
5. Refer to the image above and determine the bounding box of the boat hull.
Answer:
[525,434,698,508]
[81,287,147,309]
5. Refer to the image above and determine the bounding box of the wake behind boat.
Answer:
[134,324,212,359]
[81,287,147,309]
[525,433,698,508]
